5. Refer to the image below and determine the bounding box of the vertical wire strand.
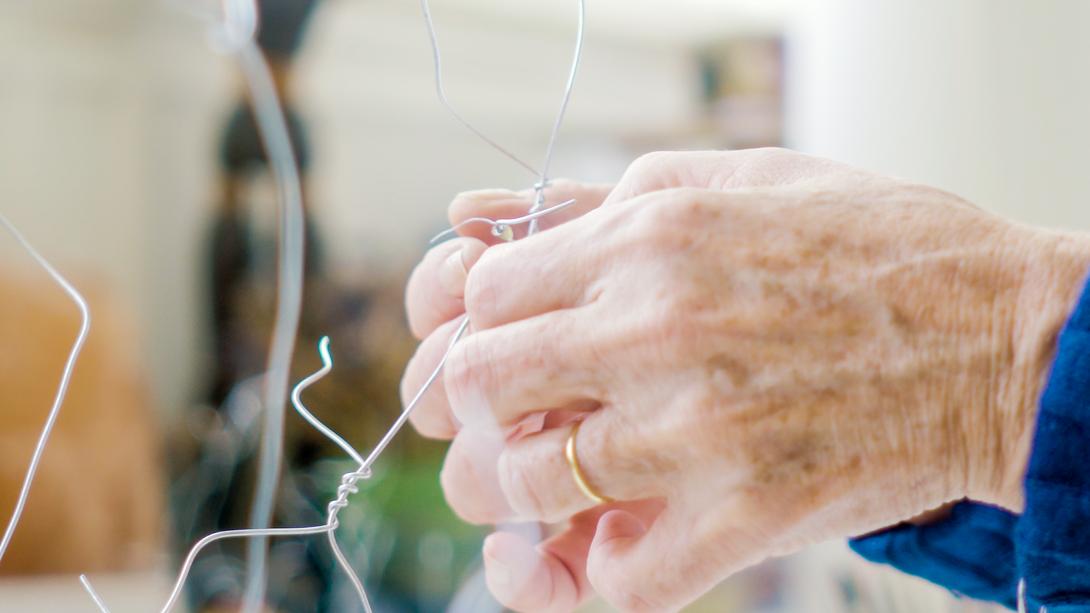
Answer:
[419,0,540,178]
[82,316,471,613]
[528,0,586,235]
[0,214,91,564]
[225,1,309,609]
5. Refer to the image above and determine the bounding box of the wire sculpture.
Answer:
[0,214,91,565]
[79,0,589,609]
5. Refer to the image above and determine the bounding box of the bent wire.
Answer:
[419,0,587,235]
[82,321,470,613]
[205,0,311,609]
[0,214,91,565]
[429,198,577,244]
[79,0,586,609]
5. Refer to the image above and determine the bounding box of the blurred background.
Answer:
[3,0,1090,610]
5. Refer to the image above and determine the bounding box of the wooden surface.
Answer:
[0,270,164,576]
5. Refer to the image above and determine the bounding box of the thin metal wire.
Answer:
[292,337,366,466]
[419,0,587,233]
[419,0,539,178]
[79,0,301,609]
[0,214,91,565]
[80,575,110,613]
[429,197,577,243]
[211,0,310,608]
[528,0,586,235]
[77,1,586,609]
[419,8,586,613]
[81,319,470,613]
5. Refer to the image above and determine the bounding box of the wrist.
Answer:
[978,226,1090,511]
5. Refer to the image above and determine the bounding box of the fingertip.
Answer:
[400,321,462,439]
[449,190,535,243]
[437,238,487,299]
[406,239,467,339]
[484,532,578,613]
[406,402,458,440]
[439,428,514,525]
[450,189,526,223]
[593,509,647,550]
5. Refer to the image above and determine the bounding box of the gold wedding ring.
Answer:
[565,420,614,505]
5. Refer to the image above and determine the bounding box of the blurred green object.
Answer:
[313,445,484,610]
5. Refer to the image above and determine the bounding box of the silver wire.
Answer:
[0,213,91,565]
[82,319,471,613]
[363,316,470,468]
[83,524,335,613]
[78,0,587,609]
[292,337,366,466]
[420,0,586,237]
[429,197,577,244]
[88,1,304,609]
[79,575,110,613]
[528,0,586,235]
[419,0,539,177]
[221,0,309,608]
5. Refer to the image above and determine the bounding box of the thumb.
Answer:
[586,504,766,613]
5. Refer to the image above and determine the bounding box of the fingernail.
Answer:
[438,247,469,298]
[438,242,486,298]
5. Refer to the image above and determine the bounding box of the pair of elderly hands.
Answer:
[401,149,1090,612]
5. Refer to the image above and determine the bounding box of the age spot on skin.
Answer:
[706,353,752,390]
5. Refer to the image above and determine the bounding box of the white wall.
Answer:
[0,0,736,414]
[786,0,1090,230]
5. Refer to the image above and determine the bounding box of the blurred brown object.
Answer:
[0,269,164,575]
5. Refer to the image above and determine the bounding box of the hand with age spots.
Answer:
[401,149,1090,612]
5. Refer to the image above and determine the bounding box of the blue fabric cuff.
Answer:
[851,270,1090,611]
[849,502,1018,609]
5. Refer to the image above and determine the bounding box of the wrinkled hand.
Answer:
[402,149,1090,612]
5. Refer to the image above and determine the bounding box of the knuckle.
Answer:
[627,150,677,177]
[442,342,476,411]
[611,151,681,202]
[439,450,492,525]
[462,247,505,327]
[441,341,470,395]
[442,337,498,426]
[588,566,664,613]
[496,450,547,519]
[627,187,710,244]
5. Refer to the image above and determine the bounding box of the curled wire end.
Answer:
[428,198,578,244]
[291,337,366,466]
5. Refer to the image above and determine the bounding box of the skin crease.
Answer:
[400,149,1090,612]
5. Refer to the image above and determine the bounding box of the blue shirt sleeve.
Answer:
[851,271,1090,612]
